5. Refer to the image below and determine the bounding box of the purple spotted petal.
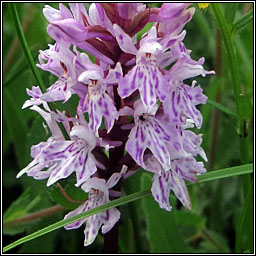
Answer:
[168,164,191,210]
[101,208,120,234]
[163,84,203,128]
[40,80,73,103]
[113,24,138,55]
[175,157,206,183]
[168,53,215,82]
[64,201,89,230]
[106,165,128,189]
[182,82,207,105]
[84,214,102,246]
[105,62,123,84]
[126,103,172,170]
[22,86,45,109]
[43,139,97,186]
[151,159,192,211]
[87,91,118,136]
[152,171,172,211]
[118,64,170,108]
[156,4,195,35]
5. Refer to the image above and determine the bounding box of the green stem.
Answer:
[8,3,46,92]
[235,181,253,252]
[3,164,253,253]
[211,3,250,194]
[8,3,70,140]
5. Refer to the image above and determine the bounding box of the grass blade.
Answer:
[8,3,46,92]
[207,99,238,118]
[232,9,253,34]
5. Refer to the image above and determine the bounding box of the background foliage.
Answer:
[2,3,254,254]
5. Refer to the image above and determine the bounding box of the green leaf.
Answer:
[141,173,192,253]
[176,210,206,229]
[224,3,238,24]
[235,181,253,253]
[3,188,41,235]
[232,9,253,34]
[3,164,253,253]
[47,178,88,210]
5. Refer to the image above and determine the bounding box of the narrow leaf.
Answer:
[207,98,238,118]
[235,181,253,253]
[232,9,253,34]
[194,164,252,184]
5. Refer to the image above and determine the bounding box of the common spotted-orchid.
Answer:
[18,3,214,248]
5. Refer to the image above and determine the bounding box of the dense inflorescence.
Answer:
[17,3,214,246]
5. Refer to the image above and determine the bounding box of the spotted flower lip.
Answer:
[146,155,206,211]
[114,25,187,109]
[163,81,207,129]
[64,165,127,246]
[78,62,122,136]
[17,111,99,187]
[125,100,172,171]
[37,43,88,103]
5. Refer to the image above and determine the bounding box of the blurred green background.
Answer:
[3,3,253,254]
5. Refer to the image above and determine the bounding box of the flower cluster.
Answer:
[18,3,214,246]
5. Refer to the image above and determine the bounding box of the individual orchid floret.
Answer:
[167,42,215,85]
[64,165,128,246]
[22,86,49,111]
[43,3,73,23]
[17,117,98,187]
[45,4,115,65]
[78,62,122,136]
[37,43,87,103]
[43,125,98,187]
[163,81,207,129]
[152,3,195,36]
[114,25,186,108]
[146,155,206,211]
[16,104,65,180]
[165,123,208,162]
[125,100,173,171]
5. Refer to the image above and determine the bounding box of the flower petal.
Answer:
[101,208,120,234]
[113,24,137,55]
[64,201,89,230]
